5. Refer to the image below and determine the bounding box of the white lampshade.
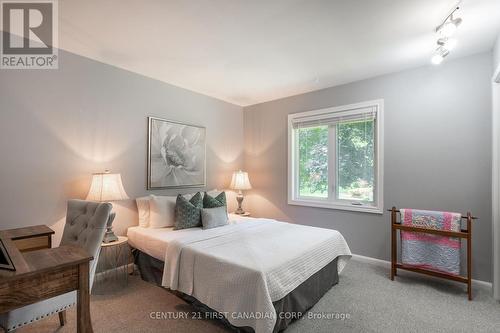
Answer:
[86,171,129,202]
[230,170,252,191]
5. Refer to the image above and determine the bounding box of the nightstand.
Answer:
[233,212,251,217]
[92,236,130,295]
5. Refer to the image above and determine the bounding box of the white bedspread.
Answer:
[162,217,351,333]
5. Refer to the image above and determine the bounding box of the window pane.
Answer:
[297,126,328,198]
[337,120,374,202]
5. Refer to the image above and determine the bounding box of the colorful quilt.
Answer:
[400,209,461,275]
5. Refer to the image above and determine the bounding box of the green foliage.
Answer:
[297,120,374,201]
[298,126,328,197]
[337,120,374,201]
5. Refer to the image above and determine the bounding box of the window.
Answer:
[288,100,384,213]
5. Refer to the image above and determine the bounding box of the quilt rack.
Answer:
[389,207,477,300]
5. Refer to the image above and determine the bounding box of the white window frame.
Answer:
[287,99,384,214]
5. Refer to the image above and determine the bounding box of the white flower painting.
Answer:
[148,117,206,189]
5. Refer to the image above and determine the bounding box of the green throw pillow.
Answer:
[203,191,227,208]
[174,192,203,230]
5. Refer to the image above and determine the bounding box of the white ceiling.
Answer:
[57,0,500,106]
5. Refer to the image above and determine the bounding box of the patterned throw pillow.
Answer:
[174,192,203,230]
[203,191,227,208]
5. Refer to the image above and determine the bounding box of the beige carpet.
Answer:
[9,259,500,333]
[12,273,231,333]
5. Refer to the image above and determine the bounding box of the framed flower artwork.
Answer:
[147,117,206,189]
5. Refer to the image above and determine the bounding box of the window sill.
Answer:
[288,198,383,214]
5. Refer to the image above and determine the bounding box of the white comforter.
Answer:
[162,217,351,333]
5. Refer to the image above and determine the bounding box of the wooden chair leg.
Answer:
[391,207,397,280]
[59,310,67,326]
[467,212,472,301]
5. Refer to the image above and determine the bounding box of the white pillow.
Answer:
[136,196,151,228]
[136,190,221,228]
[149,195,177,228]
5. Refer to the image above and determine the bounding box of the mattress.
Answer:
[133,250,340,333]
[127,226,173,261]
[162,217,351,333]
[128,216,351,333]
[127,214,251,261]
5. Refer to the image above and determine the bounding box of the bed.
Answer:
[128,214,351,333]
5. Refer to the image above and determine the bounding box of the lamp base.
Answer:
[235,192,246,215]
[102,211,118,243]
[103,230,119,243]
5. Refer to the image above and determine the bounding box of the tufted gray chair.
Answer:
[0,200,112,332]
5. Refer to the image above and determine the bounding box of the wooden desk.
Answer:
[0,226,93,333]
[1,225,54,252]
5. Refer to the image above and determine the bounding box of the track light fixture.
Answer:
[431,47,450,65]
[437,38,457,51]
[431,4,462,65]
[436,15,462,38]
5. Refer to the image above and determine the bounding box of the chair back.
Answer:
[60,199,112,289]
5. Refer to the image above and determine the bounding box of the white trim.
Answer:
[290,107,376,126]
[287,99,384,214]
[288,199,383,214]
[492,70,500,299]
[350,253,392,267]
[289,99,382,119]
[494,64,500,84]
[328,124,337,200]
[350,254,492,289]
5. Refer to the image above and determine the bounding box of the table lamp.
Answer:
[86,170,129,243]
[230,170,252,215]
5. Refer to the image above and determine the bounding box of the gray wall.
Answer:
[244,52,493,282]
[0,47,493,282]
[0,49,244,245]
[494,33,500,73]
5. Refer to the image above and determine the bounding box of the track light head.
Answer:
[431,47,450,65]
[437,38,457,51]
[436,13,462,38]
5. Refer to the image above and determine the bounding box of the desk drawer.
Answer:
[13,236,50,252]
[0,265,78,313]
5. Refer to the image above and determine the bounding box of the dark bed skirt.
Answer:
[133,250,339,332]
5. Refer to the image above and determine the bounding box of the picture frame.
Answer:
[0,239,16,271]
[147,117,206,189]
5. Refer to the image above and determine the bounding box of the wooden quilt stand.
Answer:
[389,207,477,300]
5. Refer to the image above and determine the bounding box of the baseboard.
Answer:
[350,253,492,290]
